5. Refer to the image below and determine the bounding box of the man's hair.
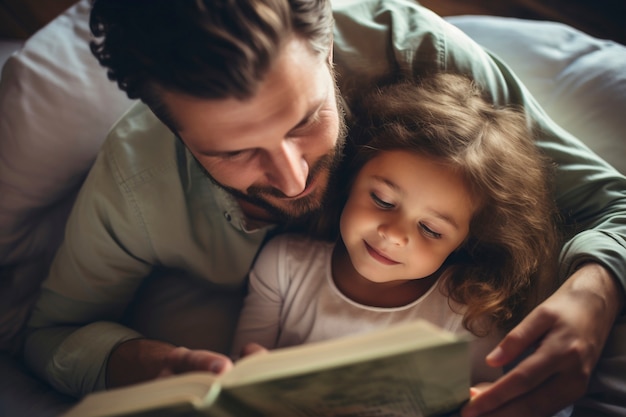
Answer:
[89,0,333,127]
[344,73,561,335]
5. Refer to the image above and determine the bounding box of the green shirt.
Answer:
[24,0,626,397]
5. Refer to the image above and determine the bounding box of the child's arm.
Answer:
[231,237,287,359]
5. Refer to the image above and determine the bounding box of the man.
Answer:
[22,1,625,416]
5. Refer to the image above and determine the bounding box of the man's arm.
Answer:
[23,113,215,395]
[23,141,157,396]
[23,102,262,397]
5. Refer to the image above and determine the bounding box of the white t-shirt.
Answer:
[233,234,504,383]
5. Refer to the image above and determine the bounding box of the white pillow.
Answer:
[446,15,626,175]
[0,0,133,348]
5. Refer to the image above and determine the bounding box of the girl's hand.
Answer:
[238,342,269,358]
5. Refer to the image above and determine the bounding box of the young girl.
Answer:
[231,73,561,384]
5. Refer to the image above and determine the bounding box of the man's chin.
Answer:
[208,177,324,224]
[247,191,325,223]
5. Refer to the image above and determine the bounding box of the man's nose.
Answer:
[266,141,308,197]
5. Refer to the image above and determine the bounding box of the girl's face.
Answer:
[340,150,477,284]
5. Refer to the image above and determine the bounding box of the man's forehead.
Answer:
[166,42,334,150]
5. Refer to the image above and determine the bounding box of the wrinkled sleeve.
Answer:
[332,0,626,293]
[23,142,154,397]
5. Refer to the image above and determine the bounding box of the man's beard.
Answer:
[219,151,341,223]
[203,96,348,224]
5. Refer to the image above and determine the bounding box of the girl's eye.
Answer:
[370,192,394,209]
[419,222,442,239]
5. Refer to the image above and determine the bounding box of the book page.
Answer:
[224,341,468,416]
[222,320,463,388]
[61,373,221,417]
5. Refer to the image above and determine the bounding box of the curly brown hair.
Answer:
[341,73,561,335]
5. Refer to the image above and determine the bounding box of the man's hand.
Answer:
[461,263,624,417]
[106,338,233,388]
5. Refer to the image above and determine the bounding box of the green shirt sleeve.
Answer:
[333,0,626,290]
[24,319,142,396]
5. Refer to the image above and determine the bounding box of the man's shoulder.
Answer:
[333,0,443,24]
[98,102,182,185]
[332,0,449,82]
[103,101,174,155]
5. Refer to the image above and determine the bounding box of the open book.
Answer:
[61,319,469,417]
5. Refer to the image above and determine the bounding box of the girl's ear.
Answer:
[328,40,334,66]
[454,234,471,252]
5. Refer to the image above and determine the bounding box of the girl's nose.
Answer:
[378,221,409,246]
